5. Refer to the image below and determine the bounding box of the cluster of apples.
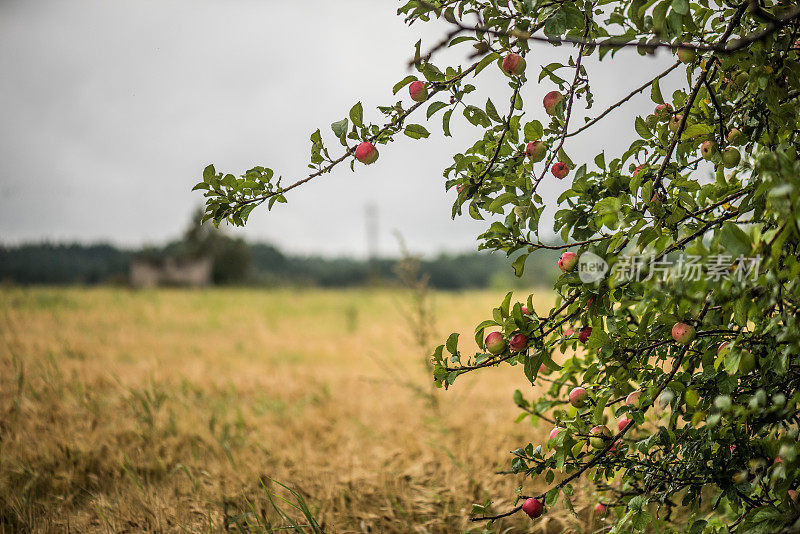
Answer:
[358,54,570,189]
[353,79,430,165]
[649,102,743,170]
[484,330,529,355]
[699,129,743,169]
[502,53,569,179]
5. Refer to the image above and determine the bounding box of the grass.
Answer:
[0,286,600,532]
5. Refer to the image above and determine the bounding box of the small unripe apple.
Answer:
[510,332,528,352]
[618,418,632,432]
[669,114,683,134]
[700,140,717,160]
[625,390,642,407]
[733,71,748,89]
[558,251,578,272]
[594,502,609,517]
[677,46,697,64]
[522,498,544,519]
[569,387,588,408]
[578,326,592,344]
[543,91,564,115]
[671,322,696,345]
[408,81,428,102]
[589,425,611,449]
[727,128,744,145]
[548,426,564,442]
[354,142,379,165]
[722,147,741,168]
[525,140,547,162]
[502,53,526,76]
[485,331,506,355]
[738,349,756,374]
[654,103,673,121]
[551,161,570,179]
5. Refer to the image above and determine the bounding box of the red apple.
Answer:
[551,161,569,179]
[618,417,632,432]
[633,164,644,177]
[578,326,592,344]
[558,251,578,272]
[563,327,575,338]
[608,440,622,456]
[354,142,379,165]
[521,306,529,315]
[587,298,594,314]
[654,103,673,121]
[548,426,564,442]
[408,81,428,102]
[502,53,526,76]
[625,391,642,407]
[543,91,563,115]
[510,332,528,352]
[727,128,744,145]
[595,502,608,517]
[700,140,717,160]
[672,322,696,345]
[485,331,506,355]
[456,184,464,193]
[525,140,547,162]
[569,387,588,407]
[589,425,611,449]
[522,497,544,518]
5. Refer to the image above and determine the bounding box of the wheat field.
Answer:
[0,287,602,533]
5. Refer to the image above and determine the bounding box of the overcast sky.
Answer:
[0,0,681,258]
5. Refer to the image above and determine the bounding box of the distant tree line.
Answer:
[0,211,559,289]
[0,240,558,290]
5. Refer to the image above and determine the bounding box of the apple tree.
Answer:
[195,0,800,531]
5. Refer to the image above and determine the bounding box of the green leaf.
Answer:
[404,124,430,139]
[672,0,689,16]
[446,333,459,355]
[203,164,216,183]
[349,102,363,127]
[474,52,500,75]
[426,101,448,119]
[635,117,652,139]
[524,120,544,142]
[651,77,664,104]
[442,109,453,137]
[512,253,528,277]
[331,118,349,140]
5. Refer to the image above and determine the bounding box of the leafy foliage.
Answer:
[196,0,800,531]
